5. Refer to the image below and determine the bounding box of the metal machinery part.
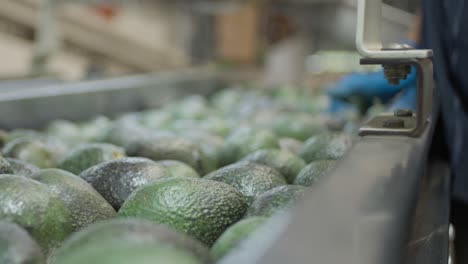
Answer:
[356,0,433,137]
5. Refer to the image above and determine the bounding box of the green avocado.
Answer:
[156,160,200,178]
[246,185,309,217]
[2,138,65,169]
[45,120,83,143]
[0,175,73,253]
[219,127,279,166]
[79,157,171,209]
[0,156,13,174]
[241,149,306,183]
[58,143,125,175]
[118,177,248,246]
[270,113,325,141]
[0,221,45,264]
[126,136,212,175]
[5,158,39,177]
[50,219,211,264]
[294,160,336,187]
[278,137,303,154]
[299,134,352,163]
[179,131,224,172]
[204,162,287,203]
[211,217,267,260]
[31,169,116,231]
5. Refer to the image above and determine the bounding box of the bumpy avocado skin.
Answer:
[79,157,171,209]
[294,160,336,187]
[126,136,212,175]
[0,175,73,253]
[241,149,306,183]
[6,158,39,177]
[31,169,116,231]
[204,162,287,203]
[50,219,211,264]
[299,134,352,163]
[246,185,309,217]
[118,177,248,246]
[0,221,45,264]
[58,143,125,175]
[0,157,13,174]
[157,160,200,178]
[211,217,267,260]
[219,127,279,166]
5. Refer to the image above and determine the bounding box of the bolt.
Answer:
[383,118,405,128]
[394,109,413,117]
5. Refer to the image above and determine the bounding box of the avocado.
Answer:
[0,221,45,264]
[246,185,309,217]
[157,160,200,178]
[299,134,352,162]
[79,157,171,209]
[219,127,279,166]
[241,149,306,183]
[211,217,267,260]
[45,120,82,143]
[50,219,211,264]
[126,136,212,175]
[2,138,64,169]
[169,95,209,120]
[140,110,174,130]
[78,116,112,142]
[3,129,45,144]
[0,156,13,174]
[31,169,116,230]
[204,162,287,202]
[0,130,7,148]
[118,177,248,245]
[0,175,73,253]
[278,137,303,154]
[6,158,39,177]
[294,160,336,187]
[58,143,125,175]
[99,122,152,149]
[179,131,224,172]
[270,113,325,141]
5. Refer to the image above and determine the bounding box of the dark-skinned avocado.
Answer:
[79,157,171,209]
[118,177,248,246]
[58,143,125,175]
[50,219,211,264]
[0,175,73,253]
[299,134,352,163]
[211,217,267,260]
[294,160,336,187]
[240,149,306,183]
[219,127,279,166]
[126,136,212,175]
[204,162,287,203]
[246,185,309,217]
[6,158,39,177]
[30,169,116,230]
[0,156,13,174]
[0,221,45,264]
[156,160,200,178]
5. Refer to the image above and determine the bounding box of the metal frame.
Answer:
[359,58,434,137]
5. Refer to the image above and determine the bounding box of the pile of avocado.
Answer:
[0,87,353,263]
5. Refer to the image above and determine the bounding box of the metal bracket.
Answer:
[359,58,433,137]
[356,0,432,59]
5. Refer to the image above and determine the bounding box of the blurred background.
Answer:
[0,0,415,84]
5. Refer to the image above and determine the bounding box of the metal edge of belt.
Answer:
[221,123,435,264]
[0,68,234,129]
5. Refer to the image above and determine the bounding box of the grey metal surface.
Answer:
[222,125,434,264]
[0,69,224,129]
[405,160,450,264]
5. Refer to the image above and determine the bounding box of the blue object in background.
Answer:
[326,67,417,104]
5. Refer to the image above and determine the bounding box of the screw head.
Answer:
[394,109,413,117]
[383,118,405,128]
